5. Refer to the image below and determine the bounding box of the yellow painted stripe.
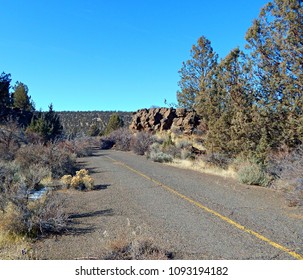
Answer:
[106,155,303,260]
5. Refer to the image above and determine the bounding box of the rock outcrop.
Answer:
[129,108,201,135]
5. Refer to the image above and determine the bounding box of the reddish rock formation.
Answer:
[129,108,202,135]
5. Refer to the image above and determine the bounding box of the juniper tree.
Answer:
[27,104,63,143]
[245,0,303,148]
[203,49,257,156]
[11,82,34,111]
[104,113,124,135]
[0,72,11,110]
[177,36,218,110]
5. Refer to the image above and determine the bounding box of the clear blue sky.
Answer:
[1,0,269,112]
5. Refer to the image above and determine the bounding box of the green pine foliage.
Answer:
[245,0,303,150]
[27,104,63,143]
[177,36,218,110]
[104,113,124,135]
[177,0,303,162]
[0,72,11,110]
[12,82,34,111]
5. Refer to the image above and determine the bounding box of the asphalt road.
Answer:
[36,149,303,259]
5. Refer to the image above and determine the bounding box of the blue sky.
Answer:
[1,0,268,112]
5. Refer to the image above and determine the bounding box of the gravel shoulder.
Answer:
[34,149,303,260]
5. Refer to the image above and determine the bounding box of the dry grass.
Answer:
[267,146,303,206]
[167,158,237,179]
[0,232,35,260]
[150,132,236,179]
[103,219,172,260]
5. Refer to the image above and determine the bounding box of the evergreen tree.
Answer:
[27,104,63,142]
[245,0,303,148]
[12,82,34,111]
[0,72,11,110]
[87,123,100,137]
[203,49,256,156]
[177,36,218,110]
[104,113,124,135]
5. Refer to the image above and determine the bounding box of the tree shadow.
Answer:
[69,208,114,219]
[63,208,114,236]
[65,226,96,236]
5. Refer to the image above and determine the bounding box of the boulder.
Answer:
[129,108,202,135]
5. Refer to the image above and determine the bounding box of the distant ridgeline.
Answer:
[57,111,133,136]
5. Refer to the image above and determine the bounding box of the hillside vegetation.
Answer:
[57,111,132,137]
[174,0,303,206]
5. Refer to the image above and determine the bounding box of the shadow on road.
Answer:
[69,208,114,219]
[93,184,110,190]
[63,209,114,236]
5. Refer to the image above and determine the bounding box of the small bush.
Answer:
[0,192,68,237]
[104,220,171,260]
[202,153,232,170]
[162,134,174,149]
[15,143,77,178]
[0,122,25,161]
[108,128,132,151]
[175,139,192,150]
[267,146,303,206]
[61,137,96,157]
[28,192,68,236]
[63,169,94,191]
[146,142,173,163]
[149,151,173,163]
[0,160,25,212]
[237,161,271,187]
[105,239,170,260]
[131,132,154,155]
[23,164,51,190]
[180,148,193,160]
[60,174,73,188]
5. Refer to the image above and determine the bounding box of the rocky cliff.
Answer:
[129,108,201,135]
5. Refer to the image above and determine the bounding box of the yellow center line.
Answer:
[105,155,303,260]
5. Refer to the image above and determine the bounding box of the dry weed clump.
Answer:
[23,164,51,190]
[131,131,154,155]
[105,238,170,260]
[60,169,94,191]
[0,122,25,161]
[0,192,68,238]
[15,143,77,178]
[147,143,173,163]
[103,220,171,260]
[1,159,69,238]
[60,136,97,157]
[267,146,303,206]
[106,128,132,151]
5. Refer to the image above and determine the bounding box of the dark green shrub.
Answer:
[104,113,124,135]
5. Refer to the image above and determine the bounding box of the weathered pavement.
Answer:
[35,149,303,260]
